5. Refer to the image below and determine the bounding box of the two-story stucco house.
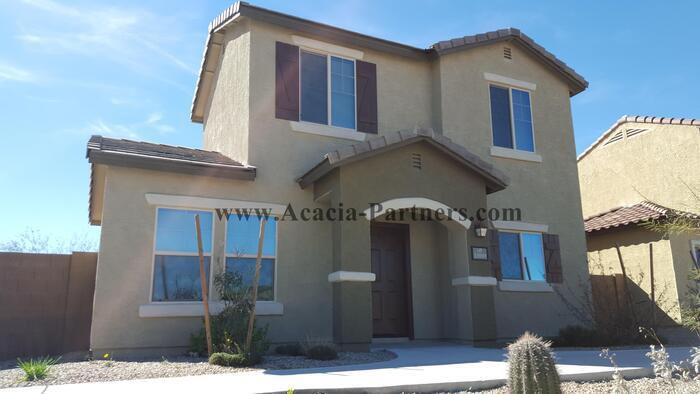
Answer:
[86,2,590,355]
[578,115,700,333]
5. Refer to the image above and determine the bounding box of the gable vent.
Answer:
[411,153,422,170]
[625,128,647,138]
[604,130,624,145]
[503,46,512,60]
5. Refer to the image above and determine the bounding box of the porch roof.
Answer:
[297,128,509,194]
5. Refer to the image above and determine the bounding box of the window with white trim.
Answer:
[489,85,535,152]
[499,231,546,281]
[300,51,356,130]
[225,216,277,301]
[692,240,700,269]
[152,208,212,302]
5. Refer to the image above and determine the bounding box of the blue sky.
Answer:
[1,0,698,248]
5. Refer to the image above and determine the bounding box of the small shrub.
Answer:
[276,343,303,356]
[208,352,250,367]
[306,345,338,361]
[17,356,60,381]
[553,325,600,347]
[507,332,561,394]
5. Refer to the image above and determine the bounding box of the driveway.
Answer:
[1,342,693,394]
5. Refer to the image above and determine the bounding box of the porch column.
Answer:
[446,226,474,341]
[329,217,373,351]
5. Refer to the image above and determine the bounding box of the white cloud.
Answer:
[16,0,197,81]
[146,112,162,124]
[87,119,141,140]
[0,62,35,82]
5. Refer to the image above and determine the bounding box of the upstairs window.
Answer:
[300,51,356,129]
[490,85,535,152]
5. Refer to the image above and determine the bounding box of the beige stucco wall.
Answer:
[435,42,589,339]
[586,227,681,325]
[578,122,700,218]
[91,165,335,353]
[93,16,592,350]
[202,19,251,165]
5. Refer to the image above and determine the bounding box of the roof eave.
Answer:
[87,150,257,181]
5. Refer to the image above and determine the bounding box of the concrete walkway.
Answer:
[2,343,694,394]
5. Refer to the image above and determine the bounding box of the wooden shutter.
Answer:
[275,41,299,121]
[543,233,563,283]
[356,60,378,133]
[488,230,502,280]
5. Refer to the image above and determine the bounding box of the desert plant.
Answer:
[600,348,629,393]
[189,271,269,360]
[16,356,60,381]
[306,345,338,361]
[208,352,250,367]
[276,343,303,356]
[506,332,561,394]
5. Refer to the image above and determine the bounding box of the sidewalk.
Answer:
[1,343,692,394]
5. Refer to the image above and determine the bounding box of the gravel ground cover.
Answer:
[452,378,700,393]
[0,350,396,388]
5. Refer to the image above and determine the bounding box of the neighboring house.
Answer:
[86,2,590,355]
[578,115,700,328]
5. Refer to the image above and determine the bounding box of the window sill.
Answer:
[490,146,542,163]
[290,121,367,141]
[498,280,553,293]
[451,276,498,287]
[138,301,284,318]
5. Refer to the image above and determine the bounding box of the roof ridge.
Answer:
[578,114,700,161]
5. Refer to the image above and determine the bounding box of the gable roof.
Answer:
[191,2,588,122]
[578,115,700,161]
[297,127,509,193]
[584,201,699,233]
[86,135,256,180]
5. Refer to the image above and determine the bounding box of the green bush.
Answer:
[189,272,269,359]
[17,356,60,381]
[208,352,250,367]
[275,343,303,356]
[306,345,338,361]
[507,332,561,394]
[553,325,600,347]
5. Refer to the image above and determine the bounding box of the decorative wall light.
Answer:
[473,222,488,238]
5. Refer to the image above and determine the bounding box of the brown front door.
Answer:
[371,223,412,338]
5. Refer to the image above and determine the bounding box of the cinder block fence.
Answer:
[0,252,97,361]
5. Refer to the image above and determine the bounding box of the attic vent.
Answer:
[604,130,624,145]
[625,128,647,138]
[411,153,422,169]
[503,46,512,59]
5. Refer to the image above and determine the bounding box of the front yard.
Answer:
[466,378,700,393]
[0,350,395,388]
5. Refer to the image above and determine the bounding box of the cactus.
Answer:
[507,332,562,394]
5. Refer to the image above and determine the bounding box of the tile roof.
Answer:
[431,28,587,94]
[583,201,698,233]
[191,2,588,122]
[87,135,247,167]
[578,115,700,161]
[297,127,509,193]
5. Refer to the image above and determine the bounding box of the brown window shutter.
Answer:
[543,233,563,283]
[355,60,378,133]
[488,230,502,280]
[275,41,299,121]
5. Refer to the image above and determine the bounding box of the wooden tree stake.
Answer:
[195,214,213,356]
[245,216,267,354]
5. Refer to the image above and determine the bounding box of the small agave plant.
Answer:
[507,332,562,394]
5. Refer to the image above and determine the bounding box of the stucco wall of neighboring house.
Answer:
[586,227,681,325]
[669,232,700,307]
[202,19,251,165]
[91,165,336,354]
[578,122,700,218]
[435,42,589,340]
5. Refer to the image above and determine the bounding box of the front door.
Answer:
[371,223,411,338]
